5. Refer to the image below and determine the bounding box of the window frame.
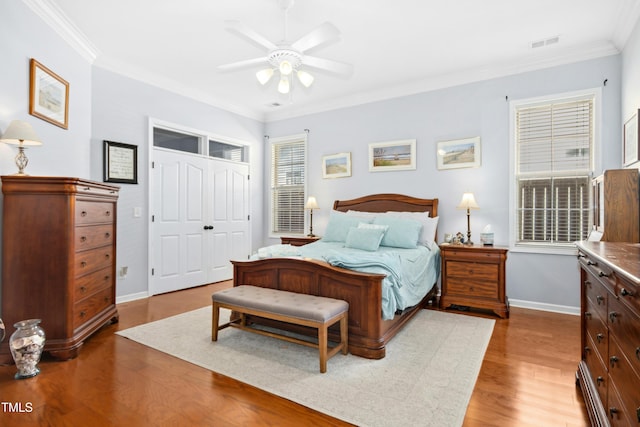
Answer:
[268,133,308,238]
[508,88,601,255]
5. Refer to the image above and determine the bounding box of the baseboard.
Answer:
[509,299,580,316]
[116,291,149,304]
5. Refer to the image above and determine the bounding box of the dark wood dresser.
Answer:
[0,176,119,363]
[576,241,640,426]
[280,235,321,246]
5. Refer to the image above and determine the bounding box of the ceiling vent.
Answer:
[531,36,560,49]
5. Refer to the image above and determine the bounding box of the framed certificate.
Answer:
[104,140,138,184]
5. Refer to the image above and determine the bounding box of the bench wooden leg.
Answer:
[318,324,328,373]
[340,313,348,355]
[212,302,219,341]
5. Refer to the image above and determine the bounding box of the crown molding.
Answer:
[263,41,620,122]
[94,57,265,122]
[22,0,100,63]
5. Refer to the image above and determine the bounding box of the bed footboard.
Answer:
[232,257,435,359]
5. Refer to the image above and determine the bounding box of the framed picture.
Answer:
[437,137,481,170]
[322,152,351,178]
[29,59,69,129]
[623,110,639,166]
[104,140,138,184]
[368,139,416,172]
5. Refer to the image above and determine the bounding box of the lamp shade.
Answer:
[0,120,42,146]
[297,70,314,87]
[457,192,479,210]
[256,68,274,85]
[305,196,319,210]
[278,76,290,94]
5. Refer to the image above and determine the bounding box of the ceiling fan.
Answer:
[217,0,353,95]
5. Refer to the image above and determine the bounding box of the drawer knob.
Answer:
[596,295,604,305]
[596,376,604,386]
[583,280,591,287]
[585,311,592,319]
[577,254,586,259]
[81,211,87,217]
[80,236,87,242]
[584,346,591,354]
[80,286,87,293]
[598,271,609,278]
[621,288,634,297]
[104,275,110,281]
[587,260,597,266]
[81,261,87,268]
[609,407,619,418]
[636,347,640,360]
[609,311,618,322]
[105,211,111,216]
[610,355,619,368]
[105,232,111,238]
[596,333,604,343]
[105,254,110,259]
[80,310,86,318]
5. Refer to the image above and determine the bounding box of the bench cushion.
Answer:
[212,285,348,322]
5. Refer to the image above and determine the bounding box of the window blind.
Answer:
[271,138,305,234]
[515,97,593,246]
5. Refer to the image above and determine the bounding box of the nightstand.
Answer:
[280,236,321,246]
[439,244,509,318]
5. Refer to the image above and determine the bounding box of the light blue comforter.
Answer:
[253,240,440,319]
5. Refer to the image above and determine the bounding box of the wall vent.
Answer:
[531,35,560,49]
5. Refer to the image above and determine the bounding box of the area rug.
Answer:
[116,307,495,427]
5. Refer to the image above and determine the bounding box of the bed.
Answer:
[231,193,440,359]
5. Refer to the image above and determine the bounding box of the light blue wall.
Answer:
[264,55,622,311]
[91,67,264,299]
[622,15,640,171]
[0,0,92,177]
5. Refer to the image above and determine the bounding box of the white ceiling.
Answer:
[32,0,640,122]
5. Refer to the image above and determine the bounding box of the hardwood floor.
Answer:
[0,281,589,426]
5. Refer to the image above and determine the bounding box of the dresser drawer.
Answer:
[446,260,499,281]
[74,267,113,302]
[580,254,616,293]
[75,201,115,225]
[608,296,640,378]
[585,305,608,367]
[73,287,113,330]
[74,246,113,276]
[616,277,640,315]
[584,334,608,408]
[608,337,640,426]
[584,272,609,322]
[75,224,114,251]
[446,277,498,299]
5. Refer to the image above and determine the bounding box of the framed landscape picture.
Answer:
[623,110,639,166]
[29,59,69,129]
[368,139,416,172]
[437,137,481,170]
[322,152,351,178]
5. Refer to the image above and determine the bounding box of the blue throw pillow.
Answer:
[373,216,422,248]
[323,211,372,242]
[344,227,386,251]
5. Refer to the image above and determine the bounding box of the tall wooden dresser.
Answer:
[0,176,119,363]
[576,168,640,426]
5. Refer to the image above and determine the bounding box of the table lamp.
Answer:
[457,192,479,245]
[0,120,43,175]
[305,196,319,237]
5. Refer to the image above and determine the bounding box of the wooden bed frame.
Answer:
[231,193,439,359]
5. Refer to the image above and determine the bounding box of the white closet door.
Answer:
[151,149,208,295]
[207,160,250,283]
[151,149,250,295]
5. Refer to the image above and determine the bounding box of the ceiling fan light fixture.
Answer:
[279,60,293,75]
[297,70,314,87]
[256,68,274,85]
[278,76,290,94]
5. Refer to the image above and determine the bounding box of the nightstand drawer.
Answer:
[446,260,498,282]
[446,277,498,299]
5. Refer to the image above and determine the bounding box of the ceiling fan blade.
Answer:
[218,57,269,71]
[302,55,353,76]
[224,20,278,51]
[291,22,341,52]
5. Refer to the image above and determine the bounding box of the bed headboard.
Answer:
[333,193,438,217]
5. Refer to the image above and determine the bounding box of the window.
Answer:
[270,135,307,235]
[153,127,200,153]
[209,140,246,162]
[512,92,596,250]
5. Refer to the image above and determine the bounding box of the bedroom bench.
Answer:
[211,285,349,373]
